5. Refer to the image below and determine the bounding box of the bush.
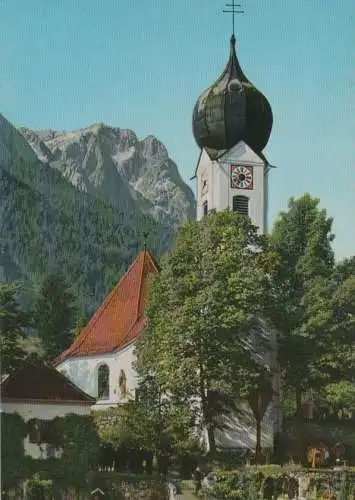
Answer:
[88,472,168,499]
[24,475,52,500]
[1,413,28,490]
[282,419,355,463]
[208,467,355,500]
[2,412,100,495]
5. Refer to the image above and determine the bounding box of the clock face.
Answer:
[230,165,253,190]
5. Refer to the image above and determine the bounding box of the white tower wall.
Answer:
[196,141,269,234]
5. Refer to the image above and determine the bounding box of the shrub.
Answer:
[209,467,355,500]
[1,412,100,494]
[1,413,28,490]
[24,474,52,500]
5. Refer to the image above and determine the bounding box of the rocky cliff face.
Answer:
[21,124,195,229]
[0,114,195,313]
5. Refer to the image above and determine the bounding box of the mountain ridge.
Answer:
[21,123,195,229]
[0,113,195,314]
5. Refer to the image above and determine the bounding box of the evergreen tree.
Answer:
[136,211,278,456]
[73,313,88,338]
[0,282,30,372]
[34,273,77,360]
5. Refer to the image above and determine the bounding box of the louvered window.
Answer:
[232,195,249,215]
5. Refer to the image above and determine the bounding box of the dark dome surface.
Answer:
[192,35,273,157]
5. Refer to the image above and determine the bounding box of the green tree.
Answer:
[73,313,88,338]
[136,375,198,455]
[94,375,196,457]
[270,194,335,459]
[316,256,355,420]
[324,380,355,418]
[55,414,100,491]
[136,211,278,457]
[326,259,355,377]
[0,282,31,372]
[34,273,77,360]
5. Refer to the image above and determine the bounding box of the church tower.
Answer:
[192,34,273,234]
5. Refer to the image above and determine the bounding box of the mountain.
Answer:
[21,124,195,229]
[0,114,195,314]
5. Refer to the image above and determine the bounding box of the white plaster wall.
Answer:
[55,310,279,451]
[214,320,277,451]
[1,402,91,458]
[0,402,91,420]
[56,342,137,410]
[196,149,217,221]
[21,437,63,460]
[56,343,278,450]
[215,398,275,450]
[196,141,267,234]
[263,167,269,233]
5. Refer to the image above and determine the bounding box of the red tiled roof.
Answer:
[54,249,158,364]
[0,362,95,404]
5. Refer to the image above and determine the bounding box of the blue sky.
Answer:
[0,0,354,259]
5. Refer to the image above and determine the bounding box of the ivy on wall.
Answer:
[1,412,100,492]
[1,413,28,490]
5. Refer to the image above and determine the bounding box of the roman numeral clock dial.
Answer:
[230,165,253,190]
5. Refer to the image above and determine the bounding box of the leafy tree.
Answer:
[17,335,46,361]
[94,375,196,458]
[324,380,355,418]
[315,257,355,421]
[332,255,355,284]
[136,211,278,457]
[54,414,100,490]
[325,259,355,377]
[136,375,198,455]
[73,313,88,338]
[0,282,32,372]
[34,273,78,360]
[270,194,335,459]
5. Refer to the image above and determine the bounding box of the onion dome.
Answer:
[192,35,273,159]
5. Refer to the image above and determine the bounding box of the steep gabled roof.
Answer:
[55,249,158,364]
[0,361,95,404]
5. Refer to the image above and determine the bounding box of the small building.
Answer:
[0,361,95,459]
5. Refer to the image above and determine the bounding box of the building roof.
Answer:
[192,35,273,158]
[0,361,95,404]
[55,249,159,363]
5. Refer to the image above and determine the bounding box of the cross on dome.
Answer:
[222,0,244,37]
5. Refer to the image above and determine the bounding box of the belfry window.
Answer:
[232,195,249,216]
[98,364,110,399]
[203,200,208,217]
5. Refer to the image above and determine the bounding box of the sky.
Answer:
[0,0,354,259]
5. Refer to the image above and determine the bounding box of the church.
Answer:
[55,30,281,452]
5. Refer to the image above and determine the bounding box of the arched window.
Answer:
[232,195,249,216]
[98,364,110,399]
